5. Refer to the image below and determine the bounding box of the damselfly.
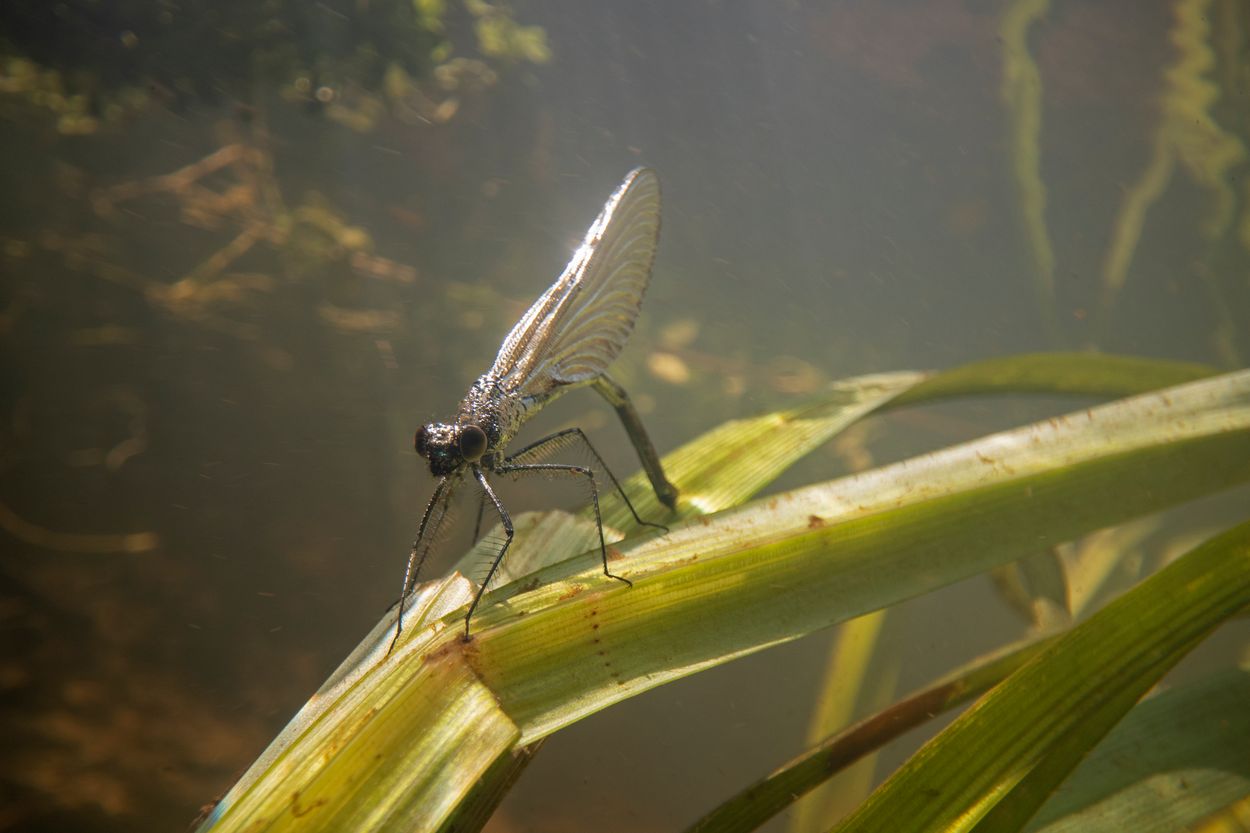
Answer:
[392,168,679,647]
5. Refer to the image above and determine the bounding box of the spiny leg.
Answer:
[470,490,488,546]
[465,466,514,641]
[388,475,456,654]
[495,459,633,589]
[505,427,667,534]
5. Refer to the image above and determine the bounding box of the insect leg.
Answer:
[495,459,633,589]
[470,491,488,547]
[388,475,456,655]
[591,373,679,510]
[466,466,513,640]
[506,427,667,533]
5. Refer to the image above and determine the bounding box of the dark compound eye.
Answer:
[458,424,488,461]
[414,425,430,457]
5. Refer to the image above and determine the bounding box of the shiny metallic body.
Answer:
[392,168,679,646]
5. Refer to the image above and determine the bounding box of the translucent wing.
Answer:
[489,168,661,401]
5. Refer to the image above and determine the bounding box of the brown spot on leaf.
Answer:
[291,790,327,818]
[558,584,585,601]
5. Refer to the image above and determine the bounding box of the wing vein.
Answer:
[488,168,662,401]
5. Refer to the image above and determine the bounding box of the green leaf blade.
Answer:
[1028,669,1250,833]
[833,520,1250,833]
[889,352,1216,407]
[471,371,1250,743]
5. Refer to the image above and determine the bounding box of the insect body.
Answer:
[393,168,679,646]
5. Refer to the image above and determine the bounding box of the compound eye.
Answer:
[414,426,430,457]
[458,424,488,461]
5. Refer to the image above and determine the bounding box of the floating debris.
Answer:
[659,317,700,350]
[647,351,692,385]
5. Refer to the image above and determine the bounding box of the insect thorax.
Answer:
[453,376,512,450]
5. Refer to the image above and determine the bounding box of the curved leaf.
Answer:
[833,521,1250,833]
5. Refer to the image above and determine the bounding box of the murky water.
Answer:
[2,1,1248,831]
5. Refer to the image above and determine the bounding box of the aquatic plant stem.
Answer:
[1000,0,1062,346]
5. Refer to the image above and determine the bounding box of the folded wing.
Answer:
[490,168,662,402]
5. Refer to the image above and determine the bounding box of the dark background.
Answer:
[2,1,1248,831]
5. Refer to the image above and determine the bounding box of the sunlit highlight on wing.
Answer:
[489,168,661,403]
